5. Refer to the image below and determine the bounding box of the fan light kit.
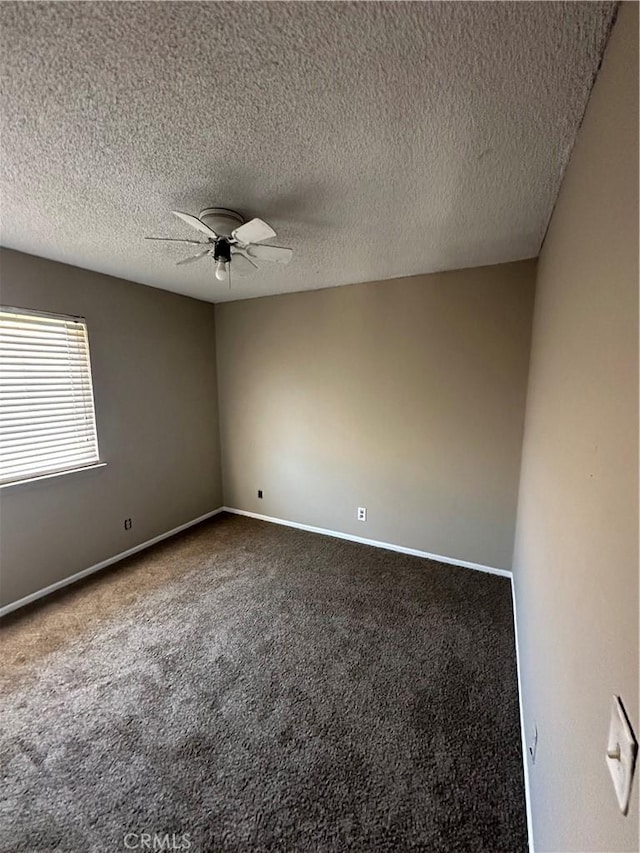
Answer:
[146,207,293,287]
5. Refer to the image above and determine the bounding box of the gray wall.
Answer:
[513,5,639,851]
[216,260,536,570]
[0,249,222,608]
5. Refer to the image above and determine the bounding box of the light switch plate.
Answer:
[606,696,637,815]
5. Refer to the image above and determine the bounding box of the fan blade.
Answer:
[232,218,276,245]
[172,211,218,238]
[146,237,207,245]
[231,252,258,277]
[176,249,210,266]
[246,244,293,265]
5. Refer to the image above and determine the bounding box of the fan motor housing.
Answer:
[213,239,232,263]
[199,207,244,237]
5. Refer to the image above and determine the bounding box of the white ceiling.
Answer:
[0,1,616,303]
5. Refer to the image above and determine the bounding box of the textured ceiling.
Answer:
[0,1,616,303]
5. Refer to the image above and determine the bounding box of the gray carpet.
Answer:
[0,513,527,852]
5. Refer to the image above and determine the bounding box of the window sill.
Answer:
[0,462,107,490]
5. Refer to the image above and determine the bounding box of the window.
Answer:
[0,307,100,485]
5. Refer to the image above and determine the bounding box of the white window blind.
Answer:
[0,307,100,485]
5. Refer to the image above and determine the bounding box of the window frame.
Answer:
[0,305,104,488]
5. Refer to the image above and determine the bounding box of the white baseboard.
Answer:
[0,507,225,618]
[222,507,512,578]
[511,579,535,853]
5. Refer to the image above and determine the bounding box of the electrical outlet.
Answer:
[529,724,538,764]
[357,507,367,522]
[124,518,132,530]
[257,490,263,499]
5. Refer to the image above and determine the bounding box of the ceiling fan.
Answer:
[146,207,293,285]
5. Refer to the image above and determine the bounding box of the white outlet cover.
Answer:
[529,724,538,765]
[606,695,638,815]
[357,507,367,521]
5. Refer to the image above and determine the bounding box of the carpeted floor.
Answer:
[0,513,527,852]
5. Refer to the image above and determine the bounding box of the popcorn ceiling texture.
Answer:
[0,1,616,303]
